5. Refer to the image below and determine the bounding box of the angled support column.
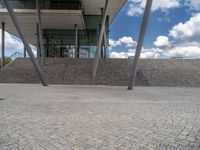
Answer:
[36,0,45,64]
[103,30,108,59]
[3,0,48,86]
[128,0,153,90]
[101,8,108,59]
[1,22,5,68]
[75,24,78,58]
[92,0,109,77]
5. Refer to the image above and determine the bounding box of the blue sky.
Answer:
[109,0,200,59]
[1,0,200,59]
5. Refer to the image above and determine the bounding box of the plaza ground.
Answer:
[0,84,200,150]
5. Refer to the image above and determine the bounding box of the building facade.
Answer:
[0,0,126,59]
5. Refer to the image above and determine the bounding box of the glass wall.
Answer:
[0,0,82,10]
[0,0,110,58]
[40,15,109,59]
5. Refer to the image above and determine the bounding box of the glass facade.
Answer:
[39,14,109,59]
[0,0,109,58]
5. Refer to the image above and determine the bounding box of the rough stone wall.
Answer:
[0,58,200,86]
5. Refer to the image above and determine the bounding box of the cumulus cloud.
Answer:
[169,13,200,43]
[154,36,170,47]
[110,13,200,59]
[110,51,130,58]
[110,46,200,59]
[165,46,200,58]
[127,0,180,16]
[109,36,136,49]
[185,0,200,11]
[0,31,23,56]
[110,48,164,59]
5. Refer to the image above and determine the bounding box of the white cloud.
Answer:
[154,36,170,47]
[0,31,23,57]
[0,30,37,57]
[110,48,164,59]
[110,46,200,59]
[110,51,129,58]
[109,36,136,49]
[165,46,200,58]
[127,0,180,16]
[185,0,200,11]
[169,13,200,43]
[110,12,200,59]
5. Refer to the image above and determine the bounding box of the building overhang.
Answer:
[83,0,127,24]
[0,0,127,44]
[0,9,85,44]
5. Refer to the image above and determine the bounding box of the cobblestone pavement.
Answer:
[0,84,200,150]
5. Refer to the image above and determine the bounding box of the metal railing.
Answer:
[9,52,23,60]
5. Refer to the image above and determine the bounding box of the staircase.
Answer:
[0,58,149,86]
[1,58,200,87]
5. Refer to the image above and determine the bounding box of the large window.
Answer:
[42,29,92,58]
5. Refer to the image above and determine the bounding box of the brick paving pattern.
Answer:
[0,84,200,150]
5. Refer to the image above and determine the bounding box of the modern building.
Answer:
[0,0,126,59]
[0,0,153,90]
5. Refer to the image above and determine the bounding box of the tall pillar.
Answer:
[36,0,45,64]
[1,22,5,68]
[101,8,108,59]
[3,0,47,86]
[128,0,153,90]
[36,23,40,57]
[75,24,78,58]
[103,31,107,59]
[92,0,109,77]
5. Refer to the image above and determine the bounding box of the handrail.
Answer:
[9,52,23,60]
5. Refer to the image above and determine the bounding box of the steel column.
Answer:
[101,8,108,59]
[36,23,40,57]
[36,0,45,64]
[24,46,26,58]
[128,0,153,90]
[103,27,108,59]
[3,0,47,86]
[1,22,5,68]
[92,0,109,77]
[75,24,78,58]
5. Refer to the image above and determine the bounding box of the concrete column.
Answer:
[1,22,5,68]
[36,0,45,64]
[3,0,47,86]
[92,0,109,77]
[75,24,78,58]
[128,0,153,90]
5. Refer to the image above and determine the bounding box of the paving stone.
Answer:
[0,84,200,149]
